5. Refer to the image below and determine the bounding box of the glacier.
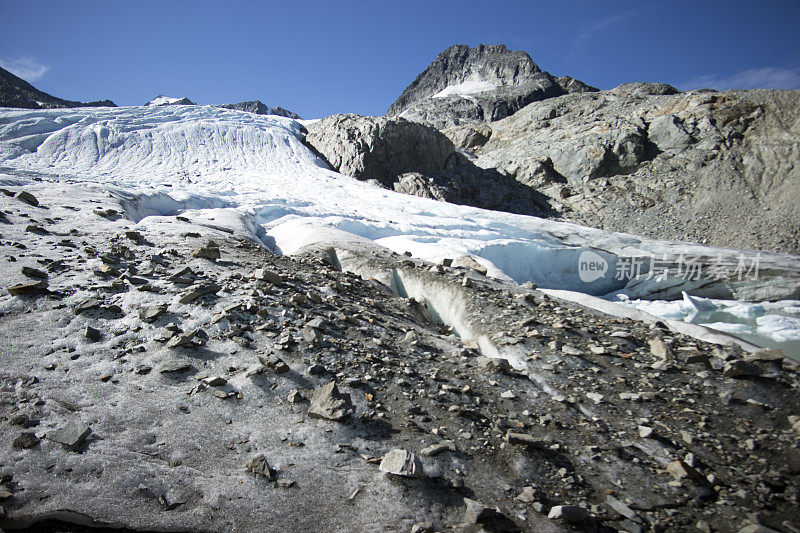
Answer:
[1,103,799,358]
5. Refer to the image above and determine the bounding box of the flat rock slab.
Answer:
[48,423,91,449]
[7,280,48,296]
[159,359,193,374]
[379,449,424,478]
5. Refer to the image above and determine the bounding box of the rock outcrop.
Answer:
[306,114,455,186]
[470,85,800,254]
[218,100,301,119]
[0,66,116,109]
[305,113,553,216]
[386,44,596,128]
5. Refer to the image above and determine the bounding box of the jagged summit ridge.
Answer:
[387,44,544,116]
[218,100,301,119]
[386,44,597,128]
[0,66,116,109]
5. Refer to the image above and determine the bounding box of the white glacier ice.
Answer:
[1,104,799,357]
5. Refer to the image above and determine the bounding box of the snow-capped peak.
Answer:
[145,95,196,106]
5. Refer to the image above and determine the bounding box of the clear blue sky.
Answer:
[1,0,799,118]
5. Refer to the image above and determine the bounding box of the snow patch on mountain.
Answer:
[146,95,196,106]
[432,80,499,99]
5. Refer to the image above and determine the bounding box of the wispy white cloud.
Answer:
[0,57,49,82]
[680,67,800,91]
[569,6,656,54]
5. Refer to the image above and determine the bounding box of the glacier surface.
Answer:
[1,104,799,357]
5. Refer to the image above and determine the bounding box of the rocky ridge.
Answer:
[218,100,301,119]
[0,66,116,109]
[466,85,800,254]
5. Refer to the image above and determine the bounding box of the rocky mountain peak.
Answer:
[145,95,197,106]
[218,100,301,119]
[386,44,597,128]
[387,44,543,117]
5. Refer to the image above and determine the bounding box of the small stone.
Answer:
[7,280,48,296]
[451,255,487,275]
[85,325,102,342]
[516,486,537,503]
[159,359,192,374]
[737,525,782,533]
[245,454,275,480]
[73,297,102,315]
[500,390,516,400]
[178,283,221,304]
[12,432,40,449]
[505,432,545,448]
[547,505,590,523]
[476,356,512,374]
[586,392,604,404]
[201,376,227,387]
[139,304,167,322]
[606,495,639,521]
[744,348,784,364]
[463,498,498,524]
[666,460,699,481]
[301,327,322,343]
[379,449,424,477]
[165,330,197,349]
[287,389,304,403]
[649,338,671,359]
[253,268,283,283]
[48,423,91,449]
[158,489,187,510]
[308,381,354,421]
[259,355,290,374]
[562,345,582,356]
[15,191,39,206]
[21,266,47,279]
[404,330,419,343]
[420,441,455,456]
[125,230,144,242]
[276,478,295,488]
[723,360,762,378]
[191,241,220,260]
[638,425,654,438]
[696,520,712,533]
[411,522,434,533]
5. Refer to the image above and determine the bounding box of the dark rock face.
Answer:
[305,113,553,216]
[306,114,455,187]
[0,66,116,109]
[219,100,301,119]
[386,44,596,128]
